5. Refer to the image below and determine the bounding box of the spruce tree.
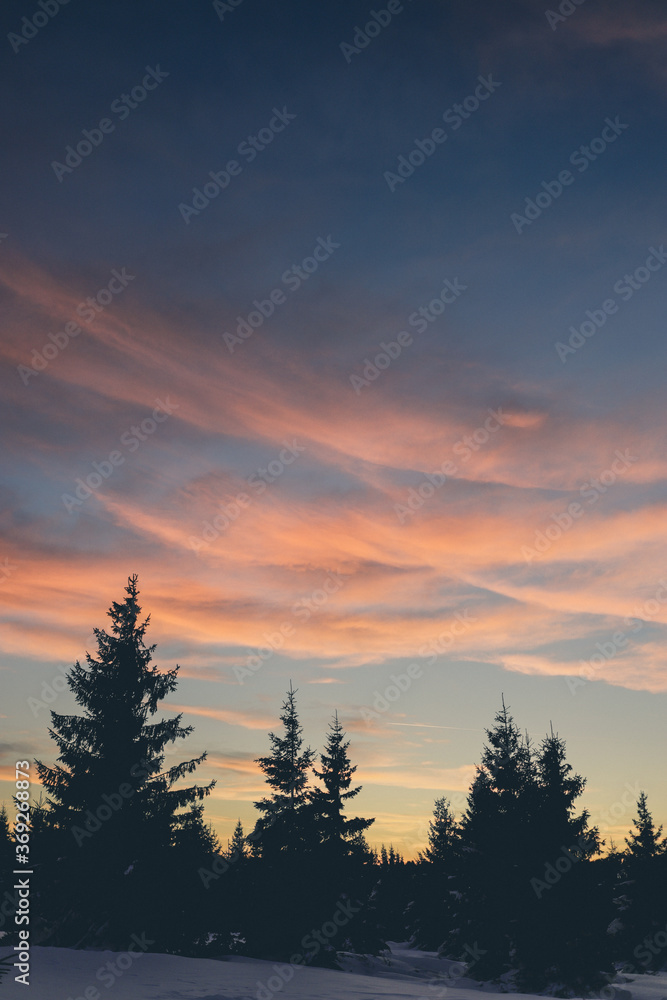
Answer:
[310,712,374,858]
[253,683,315,855]
[409,798,459,949]
[250,686,322,958]
[625,791,665,860]
[446,698,535,978]
[35,575,214,946]
[533,727,595,854]
[420,797,458,866]
[615,792,667,972]
[517,729,609,993]
[168,804,222,954]
[228,819,248,862]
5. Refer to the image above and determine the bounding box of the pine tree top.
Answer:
[254,683,315,811]
[625,790,665,859]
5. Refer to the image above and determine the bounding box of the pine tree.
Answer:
[309,712,374,858]
[516,728,609,993]
[534,726,595,853]
[419,797,458,867]
[445,698,535,977]
[35,575,214,946]
[250,687,327,959]
[625,791,665,860]
[228,819,248,862]
[443,702,610,990]
[169,804,223,954]
[409,798,460,950]
[615,792,667,972]
[253,683,315,855]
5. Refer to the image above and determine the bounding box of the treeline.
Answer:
[2,577,666,994]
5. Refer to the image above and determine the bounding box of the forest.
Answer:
[2,576,666,995]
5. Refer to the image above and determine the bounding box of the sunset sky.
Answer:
[1,0,666,856]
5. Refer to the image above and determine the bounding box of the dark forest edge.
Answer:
[1,576,665,996]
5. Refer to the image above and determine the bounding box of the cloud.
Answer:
[164,704,275,730]
[1,253,667,702]
[358,763,476,792]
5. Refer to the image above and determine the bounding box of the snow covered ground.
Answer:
[1,942,665,1000]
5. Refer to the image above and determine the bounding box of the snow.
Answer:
[1,942,665,1000]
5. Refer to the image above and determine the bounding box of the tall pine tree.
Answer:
[253,682,315,856]
[35,575,214,946]
[517,728,608,993]
[615,792,667,972]
[420,797,459,867]
[408,797,460,949]
[445,698,534,977]
[625,791,665,860]
[227,819,249,862]
[309,712,374,859]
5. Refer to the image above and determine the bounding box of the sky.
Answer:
[1,0,666,857]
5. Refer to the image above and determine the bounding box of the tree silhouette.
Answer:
[35,575,214,946]
[420,797,459,866]
[409,797,459,949]
[253,682,315,855]
[615,791,667,971]
[517,728,608,992]
[310,711,374,859]
[447,698,534,976]
[625,791,665,860]
[227,819,249,862]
